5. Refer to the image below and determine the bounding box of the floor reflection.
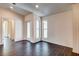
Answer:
[35,44,41,55]
[42,42,49,55]
[25,42,32,55]
[34,42,49,56]
[3,38,15,56]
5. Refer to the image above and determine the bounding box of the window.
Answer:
[43,20,48,38]
[27,22,31,38]
[36,20,40,39]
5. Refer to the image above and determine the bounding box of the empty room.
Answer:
[0,3,79,56]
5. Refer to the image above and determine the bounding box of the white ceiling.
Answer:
[0,3,31,16]
[0,3,73,16]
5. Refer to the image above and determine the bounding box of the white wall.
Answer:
[42,10,73,48]
[14,17,23,41]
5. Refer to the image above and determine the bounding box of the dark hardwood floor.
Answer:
[0,40,78,56]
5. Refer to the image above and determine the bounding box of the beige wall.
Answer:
[72,4,79,53]
[0,8,24,44]
[42,10,73,48]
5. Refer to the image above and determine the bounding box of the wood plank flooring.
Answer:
[0,40,78,56]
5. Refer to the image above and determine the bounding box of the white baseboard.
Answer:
[42,39,72,48]
[73,49,79,54]
[23,38,41,43]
